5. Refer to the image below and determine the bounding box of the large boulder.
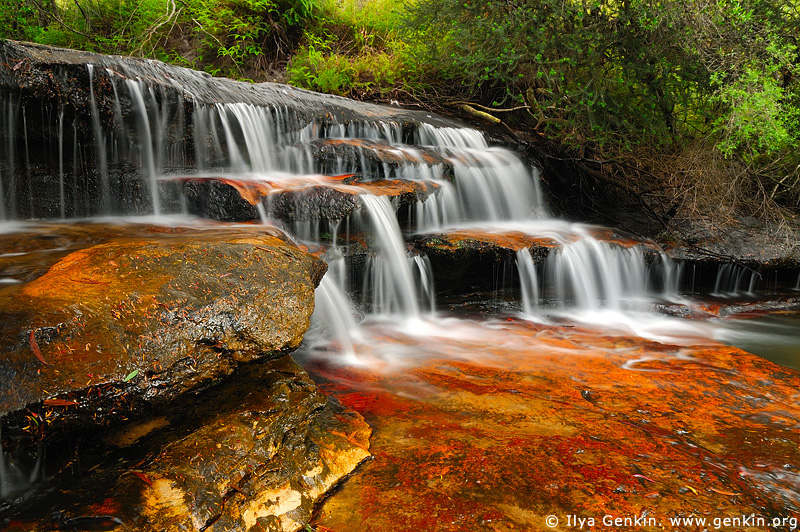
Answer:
[0,222,326,451]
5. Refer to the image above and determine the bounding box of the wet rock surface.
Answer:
[180,174,438,223]
[2,355,371,532]
[0,40,463,219]
[300,318,800,532]
[662,216,800,267]
[0,40,455,126]
[0,222,326,452]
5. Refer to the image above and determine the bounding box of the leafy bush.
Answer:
[0,0,321,79]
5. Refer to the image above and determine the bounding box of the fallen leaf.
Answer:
[30,329,50,366]
[686,485,698,495]
[633,473,655,483]
[131,471,152,485]
[123,369,139,382]
[709,487,740,496]
[43,399,79,407]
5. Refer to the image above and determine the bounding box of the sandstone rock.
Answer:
[304,319,800,531]
[2,356,371,532]
[0,223,326,453]
[306,138,453,178]
[180,175,438,223]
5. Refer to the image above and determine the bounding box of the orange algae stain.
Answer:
[427,230,561,253]
[86,497,123,516]
[307,321,800,531]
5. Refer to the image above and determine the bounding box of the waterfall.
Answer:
[546,238,649,311]
[0,427,42,499]
[1,45,769,353]
[516,248,539,314]
[88,65,110,213]
[359,194,421,317]
[712,263,759,298]
[312,275,362,362]
[125,79,161,216]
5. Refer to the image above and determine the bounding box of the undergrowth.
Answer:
[286,0,419,98]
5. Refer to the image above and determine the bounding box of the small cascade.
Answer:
[711,263,759,298]
[411,254,436,313]
[125,79,161,216]
[546,239,650,311]
[57,109,65,219]
[88,65,110,213]
[516,248,539,314]
[412,125,548,227]
[359,194,421,317]
[0,427,41,500]
[414,184,458,230]
[311,275,362,361]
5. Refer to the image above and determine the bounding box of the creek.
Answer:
[1,41,800,530]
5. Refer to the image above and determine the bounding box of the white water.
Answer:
[88,65,110,213]
[125,79,161,216]
[4,56,800,504]
[711,263,759,298]
[516,248,539,315]
[359,194,421,317]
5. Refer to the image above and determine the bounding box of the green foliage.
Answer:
[0,0,44,42]
[6,0,800,210]
[287,37,405,96]
[286,0,415,97]
[711,66,795,160]
[189,0,318,77]
[2,0,321,79]
[406,0,800,205]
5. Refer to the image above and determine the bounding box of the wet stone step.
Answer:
[180,175,439,222]
[304,138,454,180]
[411,227,665,298]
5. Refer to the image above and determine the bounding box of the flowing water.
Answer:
[1,49,800,524]
[0,54,796,364]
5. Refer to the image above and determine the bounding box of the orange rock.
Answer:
[0,223,326,451]
[303,319,800,531]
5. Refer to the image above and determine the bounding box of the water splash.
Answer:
[516,248,539,315]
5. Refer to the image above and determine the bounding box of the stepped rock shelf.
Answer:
[1,40,800,532]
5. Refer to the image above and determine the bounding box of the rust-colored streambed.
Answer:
[296,316,800,531]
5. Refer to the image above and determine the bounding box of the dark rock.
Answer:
[182,179,260,221]
[2,356,371,532]
[306,138,454,179]
[177,175,439,223]
[0,40,463,220]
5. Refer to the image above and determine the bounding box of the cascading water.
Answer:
[0,57,687,324]
[5,45,800,519]
[711,263,759,298]
[2,44,790,351]
[359,194,421,318]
